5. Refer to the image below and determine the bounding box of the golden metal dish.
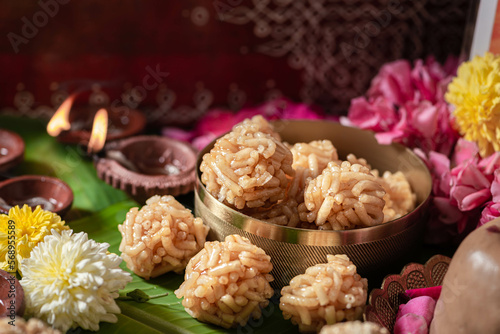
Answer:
[194,120,432,288]
[364,254,451,332]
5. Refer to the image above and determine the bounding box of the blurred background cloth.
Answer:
[0,0,469,125]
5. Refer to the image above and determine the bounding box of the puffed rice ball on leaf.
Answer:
[319,320,389,334]
[200,116,294,210]
[298,161,386,230]
[0,317,61,334]
[280,255,368,333]
[118,195,209,279]
[175,234,274,329]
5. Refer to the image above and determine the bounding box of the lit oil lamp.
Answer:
[46,94,146,154]
[95,135,197,203]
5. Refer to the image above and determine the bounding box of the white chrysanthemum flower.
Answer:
[20,230,132,332]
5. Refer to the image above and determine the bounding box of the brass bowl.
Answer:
[194,120,432,288]
[364,254,451,332]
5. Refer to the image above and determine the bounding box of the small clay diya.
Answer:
[95,135,197,203]
[0,175,74,217]
[0,129,25,173]
[56,107,146,144]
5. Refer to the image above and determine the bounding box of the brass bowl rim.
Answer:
[196,120,432,246]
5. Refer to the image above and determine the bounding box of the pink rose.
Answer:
[452,139,479,166]
[368,60,414,106]
[478,152,500,176]
[191,133,218,151]
[195,109,259,138]
[411,59,442,103]
[428,151,452,196]
[480,202,500,226]
[342,96,397,132]
[162,98,325,151]
[162,127,194,142]
[479,170,500,226]
[450,159,492,211]
[433,197,464,225]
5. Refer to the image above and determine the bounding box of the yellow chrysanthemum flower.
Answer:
[446,52,500,157]
[0,205,68,275]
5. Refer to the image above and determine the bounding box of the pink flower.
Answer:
[196,108,260,138]
[411,56,458,103]
[346,56,460,157]
[368,60,414,106]
[450,159,492,211]
[452,138,479,165]
[478,152,500,176]
[433,197,464,225]
[162,98,325,151]
[162,127,194,142]
[342,96,397,132]
[191,133,218,151]
[480,202,500,226]
[411,59,442,103]
[479,169,500,226]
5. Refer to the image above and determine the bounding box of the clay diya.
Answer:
[55,107,146,145]
[0,175,74,217]
[0,129,25,173]
[95,135,197,203]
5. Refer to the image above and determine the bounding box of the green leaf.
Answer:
[69,201,297,334]
[118,289,169,303]
[1,116,298,334]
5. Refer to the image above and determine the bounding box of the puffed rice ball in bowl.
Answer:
[195,118,432,289]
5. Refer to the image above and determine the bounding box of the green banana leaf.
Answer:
[0,116,297,334]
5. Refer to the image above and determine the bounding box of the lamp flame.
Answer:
[87,108,108,154]
[47,94,76,136]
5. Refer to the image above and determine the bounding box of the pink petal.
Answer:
[428,151,450,176]
[394,313,428,334]
[451,160,491,189]
[411,60,437,102]
[478,152,500,175]
[479,201,500,227]
[191,133,217,151]
[433,197,463,224]
[195,109,238,136]
[162,127,194,142]
[410,101,439,138]
[451,187,491,211]
[375,129,405,145]
[368,60,414,105]
[346,97,396,131]
[397,296,436,326]
[491,170,500,201]
[452,138,479,165]
[405,286,442,300]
